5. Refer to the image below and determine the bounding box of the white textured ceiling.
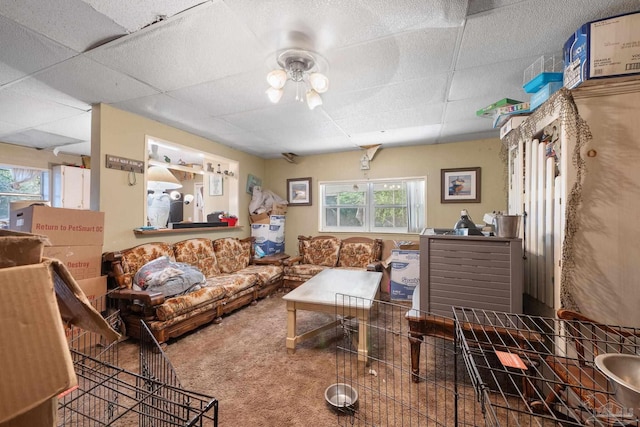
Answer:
[0,0,639,159]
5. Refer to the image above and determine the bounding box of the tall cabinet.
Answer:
[505,76,640,325]
[52,165,91,209]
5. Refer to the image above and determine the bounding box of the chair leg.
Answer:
[530,382,565,414]
[409,333,423,383]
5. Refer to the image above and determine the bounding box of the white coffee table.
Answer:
[282,269,382,362]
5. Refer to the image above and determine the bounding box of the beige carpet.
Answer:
[113,292,513,427]
[118,292,342,426]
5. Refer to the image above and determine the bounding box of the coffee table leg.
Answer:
[357,311,369,363]
[286,301,297,354]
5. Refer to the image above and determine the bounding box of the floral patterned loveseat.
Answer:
[282,235,383,289]
[103,236,283,343]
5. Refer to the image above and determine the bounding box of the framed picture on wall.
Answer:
[287,177,312,206]
[209,174,223,196]
[246,174,262,195]
[441,167,481,203]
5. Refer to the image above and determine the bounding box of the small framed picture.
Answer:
[441,167,481,203]
[209,174,223,196]
[287,177,312,206]
[246,174,262,195]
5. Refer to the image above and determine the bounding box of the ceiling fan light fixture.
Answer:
[266,48,328,109]
[309,72,329,93]
[266,86,284,103]
[306,89,322,110]
[266,69,287,89]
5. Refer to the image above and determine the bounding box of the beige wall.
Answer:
[93,104,266,252]
[263,139,506,254]
[4,105,506,256]
[0,141,83,170]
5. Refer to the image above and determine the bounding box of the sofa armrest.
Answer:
[283,255,302,266]
[109,288,165,306]
[367,261,383,272]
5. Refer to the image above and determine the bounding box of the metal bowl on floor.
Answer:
[595,353,640,410]
[325,383,358,413]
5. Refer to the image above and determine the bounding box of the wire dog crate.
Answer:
[334,295,486,426]
[59,308,218,426]
[453,306,640,426]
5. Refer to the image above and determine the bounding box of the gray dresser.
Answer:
[418,234,523,317]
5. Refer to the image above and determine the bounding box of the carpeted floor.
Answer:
[73,291,552,426]
[118,291,343,426]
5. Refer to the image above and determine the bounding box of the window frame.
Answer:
[0,164,49,224]
[319,177,426,234]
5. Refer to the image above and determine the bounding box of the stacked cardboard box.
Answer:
[564,11,640,89]
[0,230,119,426]
[10,206,108,339]
[250,214,286,256]
[389,247,420,301]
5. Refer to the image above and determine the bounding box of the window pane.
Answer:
[339,207,364,226]
[373,182,406,204]
[0,167,46,225]
[325,207,338,226]
[374,207,408,228]
[320,179,424,233]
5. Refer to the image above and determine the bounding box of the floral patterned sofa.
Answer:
[282,235,383,289]
[103,236,283,343]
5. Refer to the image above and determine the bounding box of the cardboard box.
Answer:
[43,245,103,280]
[390,249,420,301]
[530,81,563,111]
[10,206,104,246]
[0,231,119,425]
[564,11,640,89]
[500,115,530,139]
[475,98,523,117]
[251,215,285,256]
[0,229,48,268]
[250,212,270,224]
[271,203,287,216]
[76,275,108,313]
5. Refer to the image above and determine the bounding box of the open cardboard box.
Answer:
[0,230,120,425]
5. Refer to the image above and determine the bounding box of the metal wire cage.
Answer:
[453,306,640,427]
[333,295,487,427]
[58,302,218,427]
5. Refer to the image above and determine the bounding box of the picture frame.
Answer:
[246,174,262,195]
[209,174,223,196]
[441,167,481,203]
[287,177,312,206]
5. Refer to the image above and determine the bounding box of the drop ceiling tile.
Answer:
[0,129,83,149]
[0,0,126,52]
[335,104,445,135]
[326,27,460,94]
[167,68,273,117]
[113,93,215,130]
[87,2,265,91]
[0,90,87,128]
[83,0,209,33]
[222,102,333,133]
[323,75,448,120]
[28,56,159,104]
[0,15,76,86]
[448,56,536,103]
[258,122,345,145]
[457,0,640,70]
[34,112,92,142]
[0,119,25,137]
[348,124,441,146]
[226,0,466,53]
[9,77,91,110]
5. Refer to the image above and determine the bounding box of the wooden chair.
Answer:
[532,309,640,420]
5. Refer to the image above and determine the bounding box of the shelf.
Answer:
[133,226,243,235]
[148,159,205,175]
